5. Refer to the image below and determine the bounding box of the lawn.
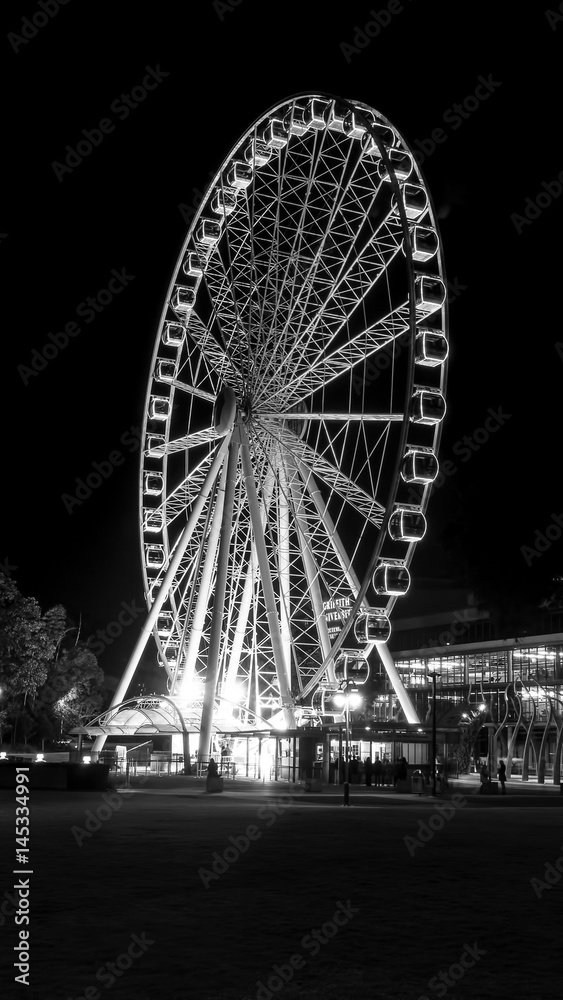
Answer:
[1,780,562,1000]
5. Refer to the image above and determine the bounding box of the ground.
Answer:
[0,776,562,1000]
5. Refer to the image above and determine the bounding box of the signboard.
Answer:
[323,595,353,639]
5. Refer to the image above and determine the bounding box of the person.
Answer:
[398,757,408,781]
[373,756,383,787]
[335,755,344,784]
[498,759,507,794]
[393,757,401,787]
[479,762,489,793]
[349,755,360,784]
[206,757,218,792]
[364,757,373,787]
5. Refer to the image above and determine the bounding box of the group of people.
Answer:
[479,759,507,794]
[360,755,408,787]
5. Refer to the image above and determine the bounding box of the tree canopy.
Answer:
[0,573,103,745]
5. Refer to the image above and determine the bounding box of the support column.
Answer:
[322,733,330,784]
[284,459,334,667]
[378,643,420,725]
[240,426,295,728]
[277,468,292,689]
[182,731,190,773]
[178,459,230,701]
[507,648,513,684]
[199,435,241,760]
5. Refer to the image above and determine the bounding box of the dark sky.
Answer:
[2,1,562,684]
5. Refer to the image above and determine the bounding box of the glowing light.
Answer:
[182,676,205,706]
[261,739,276,780]
[225,682,246,704]
[269,709,287,730]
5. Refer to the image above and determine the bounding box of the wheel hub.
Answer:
[240,395,252,422]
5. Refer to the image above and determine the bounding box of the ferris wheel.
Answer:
[111,93,448,755]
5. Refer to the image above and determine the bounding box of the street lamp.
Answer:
[427,667,441,796]
[333,687,363,806]
[484,722,496,782]
[333,651,369,806]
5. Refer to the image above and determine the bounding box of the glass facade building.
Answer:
[378,599,563,781]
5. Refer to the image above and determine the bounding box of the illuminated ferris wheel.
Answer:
[113,93,448,755]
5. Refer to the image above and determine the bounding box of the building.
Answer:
[371,584,563,783]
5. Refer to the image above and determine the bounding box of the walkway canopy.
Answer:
[70,695,272,748]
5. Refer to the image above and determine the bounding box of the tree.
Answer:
[0,574,67,744]
[43,645,104,734]
[0,574,66,698]
[450,706,488,773]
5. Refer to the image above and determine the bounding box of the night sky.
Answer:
[2,1,562,688]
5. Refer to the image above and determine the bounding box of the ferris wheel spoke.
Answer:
[257,423,386,526]
[250,148,407,396]
[259,411,404,422]
[265,227,405,396]
[157,451,217,527]
[184,312,245,391]
[282,459,335,671]
[248,128,359,388]
[254,307,409,411]
[202,257,256,379]
[296,458,364,597]
[149,494,218,628]
[160,425,229,457]
[163,378,216,402]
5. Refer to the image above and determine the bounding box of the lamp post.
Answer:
[427,668,441,796]
[484,722,496,783]
[344,695,351,806]
[334,686,363,806]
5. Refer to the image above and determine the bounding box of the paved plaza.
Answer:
[1,774,562,999]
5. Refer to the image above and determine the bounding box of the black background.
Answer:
[2,0,562,687]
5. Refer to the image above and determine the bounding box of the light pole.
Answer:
[334,686,363,806]
[344,695,350,806]
[427,668,441,796]
[484,722,496,783]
